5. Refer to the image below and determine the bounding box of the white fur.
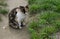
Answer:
[16,9,26,29]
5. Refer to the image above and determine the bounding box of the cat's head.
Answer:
[16,5,29,14]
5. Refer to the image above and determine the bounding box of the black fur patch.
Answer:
[8,7,19,29]
[19,6,26,14]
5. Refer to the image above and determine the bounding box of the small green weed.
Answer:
[0,9,8,14]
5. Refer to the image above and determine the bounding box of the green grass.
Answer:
[0,0,8,21]
[29,0,60,39]
[0,0,7,6]
[0,9,8,14]
[0,0,8,14]
[28,11,60,39]
[29,0,60,15]
[0,2,7,6]
[0,0,8,15]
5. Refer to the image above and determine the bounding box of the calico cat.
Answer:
[8,5,28,29]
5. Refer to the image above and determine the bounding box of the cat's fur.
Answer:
[8,5,28,29]
[16,6,26,29]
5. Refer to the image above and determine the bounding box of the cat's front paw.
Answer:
[19,26,22,29]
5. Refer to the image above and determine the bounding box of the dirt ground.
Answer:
[0,0,30,39]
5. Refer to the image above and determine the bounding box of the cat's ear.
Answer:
[19,6,26,13]
[25,5,29,9]
[25,5,29,12]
